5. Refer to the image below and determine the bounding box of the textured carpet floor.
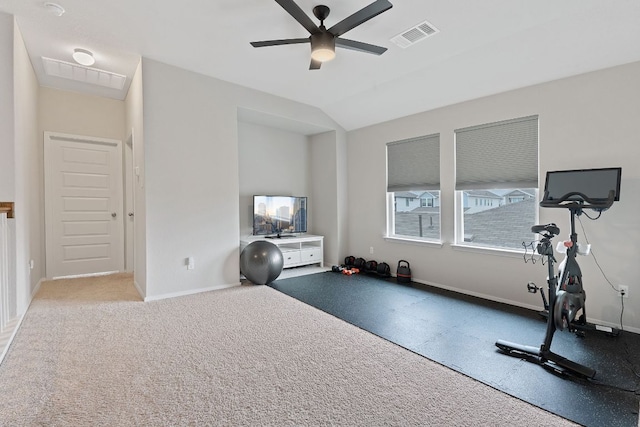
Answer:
[0,273,577,426]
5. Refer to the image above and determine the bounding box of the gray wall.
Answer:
[0,16,41,341]
[347,61,640,332]
[238,122,311,239]
[0,13,15,201]
[140,58,347,300]
[124,61,146,296]
[13,19,41,311]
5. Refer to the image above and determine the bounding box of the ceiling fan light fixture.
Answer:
[310,32,335,62]
[311,47,335,62]
[72,48,95,66]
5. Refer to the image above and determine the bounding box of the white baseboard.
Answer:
[409,277,640,335]
[0,317,22,365]
[133,279,144,300]
[143,282,241,302]
[31,277,43,299]
[0,277,44,365]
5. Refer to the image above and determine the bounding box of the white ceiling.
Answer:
[2,0,640,131]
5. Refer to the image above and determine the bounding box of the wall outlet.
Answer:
[369,246,374,255]
[619,285,629,298]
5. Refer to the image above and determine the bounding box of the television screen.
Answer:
[253,195,307,236]
[543,167,621,202]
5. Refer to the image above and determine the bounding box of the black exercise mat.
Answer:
[269,272,640,427]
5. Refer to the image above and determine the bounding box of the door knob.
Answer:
[128,212,134,217]
[111,212,117,218]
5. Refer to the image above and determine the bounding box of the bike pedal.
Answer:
[527,282,539,293]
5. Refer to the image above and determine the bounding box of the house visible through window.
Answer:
[455,116,539,250]
[387,133,440,241]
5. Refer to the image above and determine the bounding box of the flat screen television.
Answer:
[542,167,622,203]
[253,195,307,237]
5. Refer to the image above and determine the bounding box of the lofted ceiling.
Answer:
[2,0,640,131]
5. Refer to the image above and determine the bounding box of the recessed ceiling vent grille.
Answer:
[42,57,126,90]
[390,20,439,48]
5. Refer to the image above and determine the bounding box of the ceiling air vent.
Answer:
[42,57,126,90]
[390,20,439,49]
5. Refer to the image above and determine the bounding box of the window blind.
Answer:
[455,115,538,190]
[387,133,440,192]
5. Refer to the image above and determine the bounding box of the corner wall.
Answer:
[0,13,15,202]
[347,61,640,331]
[0,16,41,362]
[140,58,346,300]
[13,17,41,310]
[238,122,311,239]
[124,61,146,297]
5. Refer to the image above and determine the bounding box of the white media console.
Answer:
[240,234,323,269]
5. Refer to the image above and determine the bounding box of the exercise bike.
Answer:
[496,167,622,379]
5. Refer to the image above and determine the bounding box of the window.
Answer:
[387,134,440,241]
[455,116,538,250]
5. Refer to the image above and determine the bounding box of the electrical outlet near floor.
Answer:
[619,285,629,298]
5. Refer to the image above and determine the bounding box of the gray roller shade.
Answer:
[387,134,440,192]
[455,115,538,190]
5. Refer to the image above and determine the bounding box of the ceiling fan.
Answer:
[250,0,393,70]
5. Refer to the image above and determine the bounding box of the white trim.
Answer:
[133,279,144,300]
[410,276,640,334]
[450,243,524,258]
[47,132,120,147]
[0,317,22,365]
[44,131,124,279]
[31,277,44,299]
[143,282,241,302]
[50,271,119,280]
[0,277,44,365]
[384,235,443,249]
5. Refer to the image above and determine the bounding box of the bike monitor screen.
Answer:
[543,167,622,203]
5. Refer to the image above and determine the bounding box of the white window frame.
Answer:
[453,189,539,254]
[386,192,443,247]
[454,115,539,253]
[386,133,441,244]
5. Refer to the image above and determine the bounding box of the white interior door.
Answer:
[44,132,124,278]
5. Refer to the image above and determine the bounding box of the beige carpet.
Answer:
[0,273,577,426]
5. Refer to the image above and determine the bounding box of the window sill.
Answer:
[384,235,443,249]
[450,243,524,258]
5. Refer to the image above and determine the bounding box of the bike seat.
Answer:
[531,223,560,236]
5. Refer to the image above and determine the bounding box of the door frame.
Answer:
[124,131,135,272]
[44,131,125,279]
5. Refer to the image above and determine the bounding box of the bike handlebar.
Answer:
[531,223,559,236]
[539,190,616,210]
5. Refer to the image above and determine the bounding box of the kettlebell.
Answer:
[397,260,412,283]
[364,260,378,274]
[376,262,391,277]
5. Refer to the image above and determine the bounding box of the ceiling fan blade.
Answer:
[309,59,322,70]
[328,0,393,37]
[336,38,387,55]
[250,38,310,48]
[275,0,319,34]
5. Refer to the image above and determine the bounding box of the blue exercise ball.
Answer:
[240,241,284,285]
